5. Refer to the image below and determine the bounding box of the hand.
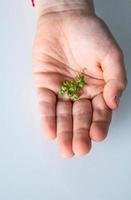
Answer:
[32,10,127,157]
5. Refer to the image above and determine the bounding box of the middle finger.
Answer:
[73,99,92,156]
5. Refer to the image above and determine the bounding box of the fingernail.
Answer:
[114,96,120,107]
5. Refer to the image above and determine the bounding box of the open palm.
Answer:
[32,11,127,157]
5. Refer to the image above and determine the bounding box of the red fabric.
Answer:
[31,0,35,6]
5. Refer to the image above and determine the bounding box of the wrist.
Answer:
[35,0,95,18]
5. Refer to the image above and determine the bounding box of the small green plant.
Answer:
[58,72,86,101]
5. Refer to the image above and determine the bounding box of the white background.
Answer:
[0,0,131,199]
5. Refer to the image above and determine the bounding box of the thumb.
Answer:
[102,48,127,110]
[103,79,126,110]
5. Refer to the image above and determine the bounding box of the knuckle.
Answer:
[74,128,90,134]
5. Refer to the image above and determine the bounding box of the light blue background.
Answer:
[0,0,131,200]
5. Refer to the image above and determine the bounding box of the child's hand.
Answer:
[32,8,127,157]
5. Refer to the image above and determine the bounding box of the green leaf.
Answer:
[63,81,70,87]
[78,81,85,88]
[58,72,85,101]
[67,91,73,97]
[71,93,80,101]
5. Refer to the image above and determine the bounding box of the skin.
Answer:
[32,8,127,158]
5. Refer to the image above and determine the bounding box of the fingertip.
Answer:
[90,123,109,142]
[103,80,123,110]
[113,95,120,109]
[60,152,74,159]
[59,140,74,158]
[104,97,119,110]
[42,129,57,140]
[45,133,57,140]
[73,138,92,156]
[40,117,57,140]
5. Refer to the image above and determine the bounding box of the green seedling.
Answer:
[58,72,86,101]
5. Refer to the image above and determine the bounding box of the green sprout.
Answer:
[58,72,86,101]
